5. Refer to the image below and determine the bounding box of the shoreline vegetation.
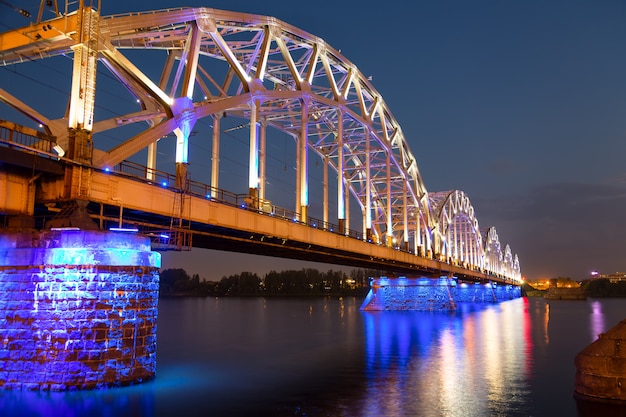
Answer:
[523,279,626,299]
[159,268,626,299]
[158,267,374,298]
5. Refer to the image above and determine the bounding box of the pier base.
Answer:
[455,281,521,303]
[0,230,160,390]
[360,276,521,311]
[574,319,626,403]
[360,277,457,311]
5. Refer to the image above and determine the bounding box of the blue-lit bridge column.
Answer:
[360,277,457,311]
[0,230,160,390]
[360,276,521,311]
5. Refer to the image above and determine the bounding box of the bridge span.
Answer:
[0,3,521,284]
[0,2,522,390]
[0,131,509,283]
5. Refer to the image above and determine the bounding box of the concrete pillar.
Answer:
[0,230,160,390]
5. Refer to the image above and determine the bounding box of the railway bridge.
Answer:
[0,2,521,390]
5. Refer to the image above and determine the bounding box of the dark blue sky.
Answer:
[2,1,626,281]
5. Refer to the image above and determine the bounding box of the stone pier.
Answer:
[0,230,160,390]
[360,276,521,311]
[574,319,626,403]
[360,277,457,311]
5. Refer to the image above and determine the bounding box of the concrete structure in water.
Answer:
[0,230,160,390]
[360,277,521,311]
[544,287,586,300]
[575,319,626,403]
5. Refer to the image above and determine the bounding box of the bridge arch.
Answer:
[482,227,520,280]
[429,190,483,269]
[0,5,521,281]
[90,7,433,254]
[484,227,502,276]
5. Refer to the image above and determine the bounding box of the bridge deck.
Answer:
[0,138,515,285]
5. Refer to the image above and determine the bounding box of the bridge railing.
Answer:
[0,120,56,155]
[115,160,242,207]
[113,160,365,240]
[103,161,520,283]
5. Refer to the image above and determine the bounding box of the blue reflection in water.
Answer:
[364,310,456,372]
[361,301,533,417]
[0,382,154,417]
[3,297,626,417]
[0,362,238,417]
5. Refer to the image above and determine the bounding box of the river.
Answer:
[1,296,626,416]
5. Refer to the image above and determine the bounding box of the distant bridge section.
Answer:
[0,4,521,284]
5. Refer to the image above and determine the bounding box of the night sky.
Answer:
[1,1,625,281]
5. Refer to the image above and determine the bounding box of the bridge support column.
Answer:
[360,277,521,311]
[574,319,626,403]
[452,281,521,303]
[300,205,308,223]
[176,162,188,191]
[67,128,93,164]
[336,111,345,235]
[360,277,457,311]
[210,114,221,191]
[248,187,259,210]
[0,230,160,390]
[297,99,309,224]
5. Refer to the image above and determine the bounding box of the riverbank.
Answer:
[159,288,370,298]
[544,287,586,300]
[523,280,626,298]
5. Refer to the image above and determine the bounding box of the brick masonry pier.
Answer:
[360,277,521,311]
[0,230,160,390]
[574,319,626,403]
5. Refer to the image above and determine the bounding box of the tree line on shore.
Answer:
[523,278,626,298]
[159,267,381,297]
[581,279,626,297]
[162,269,626,298]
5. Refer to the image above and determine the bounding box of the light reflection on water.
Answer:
[0,382,155,417]
[361,301,532,417]
[1,297,626,417]
[590,300,605,342]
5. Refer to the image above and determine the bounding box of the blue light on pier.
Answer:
[360,276,521,311]
[0,230,161,390]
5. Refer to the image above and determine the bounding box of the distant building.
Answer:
[590,271,626,283]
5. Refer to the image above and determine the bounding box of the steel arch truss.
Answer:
[483,227,521,281]
[22,6,431,252]
[429,190,483,269]
[0,5,520,281]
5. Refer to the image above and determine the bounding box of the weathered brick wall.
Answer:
[0,231,160,390]
[360,277,521,311]
[575,319,626,402]
[455,283,521,303]
[361,277,457,311]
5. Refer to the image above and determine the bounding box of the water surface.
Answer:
[1,296,626,416]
